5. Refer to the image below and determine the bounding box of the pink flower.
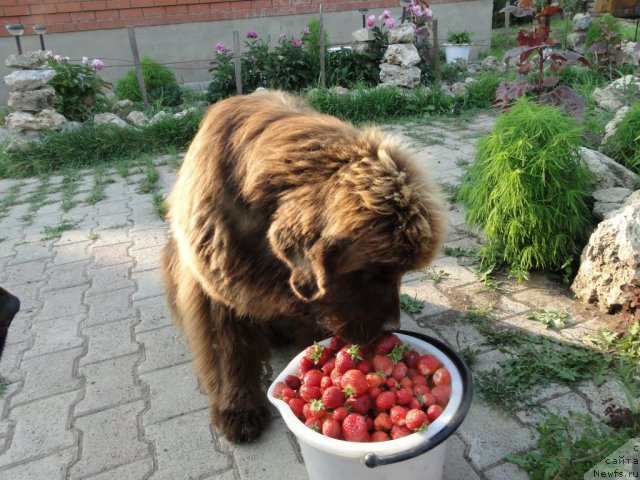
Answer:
[301,26,310,36]
[291,37,303,47]
[423,8,434,21]
[380,9,392,20]
[366,14,376,28]
[215,41,230,54]
[245,30,258,39]
[385,17,395,29]
[91,58,105,70]
[411,4,423,16]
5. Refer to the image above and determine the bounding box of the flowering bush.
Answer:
[47,56,111,122]
[115,56,182,107]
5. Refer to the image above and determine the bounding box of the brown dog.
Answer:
[0,285,20,359]
[162,90,446,443]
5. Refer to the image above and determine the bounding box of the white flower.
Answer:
[82,56,89,65]
[53,54,62,61]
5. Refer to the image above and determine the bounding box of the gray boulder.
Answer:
[94,112,130,128]
[602,107,630,145]
[149,111,170,125]
[126,110,148,127]
[579,147,637,190]
[388,25,415,44]
[352,28,375,43]
[592,75,640,111]
[111,99,134,118]
[8,87,55,112]
[4,109,67,133]
[481,56,502,71]
[450,82,468,96]
[5,50,51,69]
[592,187,633,220]
[379,64,421,88]
[572,13,592,32]
[4,69,56,92]
[383,44,421,67]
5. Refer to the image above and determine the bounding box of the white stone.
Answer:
[4,69,56,92]
[566,32,587,53]
[149,111,170,125]
[572,13,592,32]
[351,28,374,43]
[592,187,633,220]
[383,43,421,67]
[5,50,51,69]
[388,24,415,44]
[619,41,640,68]
[111,99,133,117]
[173,107,197,119]
[8,87,55,112]
[126,110,148,127]
[93,112,130,128]
[591,75,640,111]
[602,106,630,145]
[481,56,502,71]
[451,82,468,96]
[379,63,421,88]
[579,147,638,190]
[572,199,640,312]
[5,109,67,133]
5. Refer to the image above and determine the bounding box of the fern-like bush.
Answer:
[459,98,594,280]
[115,57,181,107]
[602,103,640,174]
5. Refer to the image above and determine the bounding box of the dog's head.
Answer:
[268,129,446,345]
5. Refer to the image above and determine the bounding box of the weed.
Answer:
[0,375,5,396]
[152,192,167,220]
[423,267,450,284]
[87,232,99,240]
[443,246,479,268]
[138,161,159,194]
[86,170,108,205]
[525,308,571,330]
[0,184,21,214]
[438,182,461,203]
[400,293,425,314]
[593,323,640,364]
[458,345,479,366]
[41,221,79,241]
[60,171,78,212]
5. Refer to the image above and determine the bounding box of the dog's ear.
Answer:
[268,222,349,302]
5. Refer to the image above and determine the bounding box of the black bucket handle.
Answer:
[363,329,474,468]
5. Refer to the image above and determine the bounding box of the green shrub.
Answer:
[602,103,640,174]
[459,98,594,280]
[461,73,501,109]
[115,57,182,107]
[48,59,111,122]
[326,49,379,88]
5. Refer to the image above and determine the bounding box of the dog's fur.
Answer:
[0,285,20,358]
[162,90,447,443]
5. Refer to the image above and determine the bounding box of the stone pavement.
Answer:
[0,113,624,480]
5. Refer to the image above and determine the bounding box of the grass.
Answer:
[60,170,79,212]
[152,192,167,220]
[138,161,159,194]
[423,267,449,284]
[87,232,99,240]
[525,308,572,330]
[86,169,109,205]
[399,293,425,314]
[41,221,78,241]
[0,183,22,215]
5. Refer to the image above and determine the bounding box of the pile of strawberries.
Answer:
[272,333,452,442]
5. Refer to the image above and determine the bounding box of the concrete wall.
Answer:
[0,2,492,105]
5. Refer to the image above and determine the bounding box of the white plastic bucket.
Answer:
[267,330,473,480]
[444,44,471,64]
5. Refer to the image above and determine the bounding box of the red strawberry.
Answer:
[368,386,382,399]
[421,392,438,408]
[302,403,313,420]
[300,385,322,401]
[392,361,408,380]
[304,342,331,366]
[405,409,428,431]
[342,413,369,442]
[330,368,342,387]
[417,354,440,376]
[346,393,372,415]
[399,376,413,388]
[373,333,403,355]
[432,367,451,386]
[309,399,327,419]
[321,386,344,409]
[320,375,333,391]
[426,404,444,421]
[431,385,451,407]
[366,372,385,389]
[372,355,394,376]
[322,417,342,439]
[321,357,336,374]
[396,387,414,406]
[374,412,393,431]
[390,425,412,439]
[331,406,349,422]
[390,405,409,426]
[371,431,389,442]
[285,375,301,390]
[411,374,427,386]
[340,369,368,397]
[335,345,362,374]
[357,359,372,374]
[386,377,398,390]
[408,397,421,410]
[305,417,322,431]
[329,336,347,352]
[288,398,305,418]
[403,349,420,368]
[303,369,324,388]
[375,390,397,411]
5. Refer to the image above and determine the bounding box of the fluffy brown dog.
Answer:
[162,90,446,443]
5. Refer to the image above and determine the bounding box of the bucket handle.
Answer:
[363,330,474,468]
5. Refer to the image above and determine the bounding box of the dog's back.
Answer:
[0,286,20,358]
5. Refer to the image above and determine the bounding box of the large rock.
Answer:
[388,25,415,44]
[4,69,56,92]
[126,110,148,127]
[5,50,51,69]
[7,87,55,112]
[5,109,67,133]
[619,41,640,67]
[93,112,129,128]
[571,196,640,313]
[592,75,640,111]
[383,44,421,67]
[379,64,421,88]
[111,99,134,118]
[149,110,170,125]
[481,56,502,71]
[602,107,630,145]
[352,28,374,43]
[592,187,633,220]
[572,13,592,32]
[450,82,468,96]
[579,147,638,190]
[566,32,587,53]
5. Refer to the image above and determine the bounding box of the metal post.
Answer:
[15,36,22,55]
[38,35,45,50]
[233,30,242,95]
[127,27,149,109]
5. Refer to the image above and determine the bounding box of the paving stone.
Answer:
[0,236,22,258]
[8,240,53,265]
[515,391,595,426]
[132,268,165,300]
[2,260,46,287]
[55,228,95,246]
[219,416,305,480]
[136,325,189,373]
[0,341,29,383]
[512,287,576,314]
[483,461,530,480]
[82,457,154,480]
[85,263,134,297]
[85,286,136,327]
[472,349,511,373]
[132,245,164,273]
[430,316,486,351]
[90,242,133,268]
[141,362,209,425]
[457,399,536,470]
[68,401,150,479]
[443,434,482,480]
[100,185,129,204]
[576,379,630,418]
[51,240,92,265]
[7,279,43,313]
[89,227,130,247]
[401,280,451,317]
[5,311,32,346]
[23,314,84,359]
[42,260,89,292]
[94,212,132,231]
[202,468,240,480]
[0,382,20,437]
[0,391,78,467]
[76,353,144,416]
[428,256,480,285]
[134,295,172,333]
[34,284,87,322]
[0,448,76,480]
[12,347,83,405]
[130,228,167,251]
[80,317,139,366]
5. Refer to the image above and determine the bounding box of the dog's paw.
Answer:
[214,404,271,444]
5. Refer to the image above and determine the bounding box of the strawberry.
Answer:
[303,369,324,388]
[300,385,322,401]
[421,392,438,408]
[284,375,301,390]
[335,345,362,374]
[392,361,408,380]
[371,431,390,442]
[304,341,332,366]
[372,355,394,376]
[320,375,333,391]
[322,418,342,439]
[431,385,451,407]
[321,386,344,409]
[403,349,420,368]
[302,402,313,420]
[309,399,327,419]
[405,409,428,431]
[417,354,440,376]
[340,369,368,397]
[390,425,412,439]
[368,386,382,399]
[375,390,397,411]
[396,387,414,406]
[374,412,393,431]
[366,372,385,389]
[321,357,336,374]
[411,374,427,386]
[365,416,374,432]
[399,376,413,388]
[342,413,369,442]
[408,397,421,410]
[288,398,305,418]
[346,393,372,415]
[390,405,409,426]
[357,359,372,374]
[331,406,349,422]
[432,367,451,386]
[386,377,398,390]
[329,336,347,352]
[373,333,403,355]
[330,368,342,387]
[426,404,444,421]
[305,417,322,432]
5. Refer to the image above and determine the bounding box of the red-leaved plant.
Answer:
[494,0,591,118]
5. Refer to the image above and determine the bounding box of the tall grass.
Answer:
[602,103,640,174]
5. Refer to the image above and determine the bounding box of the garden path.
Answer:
[0,112,628,480]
